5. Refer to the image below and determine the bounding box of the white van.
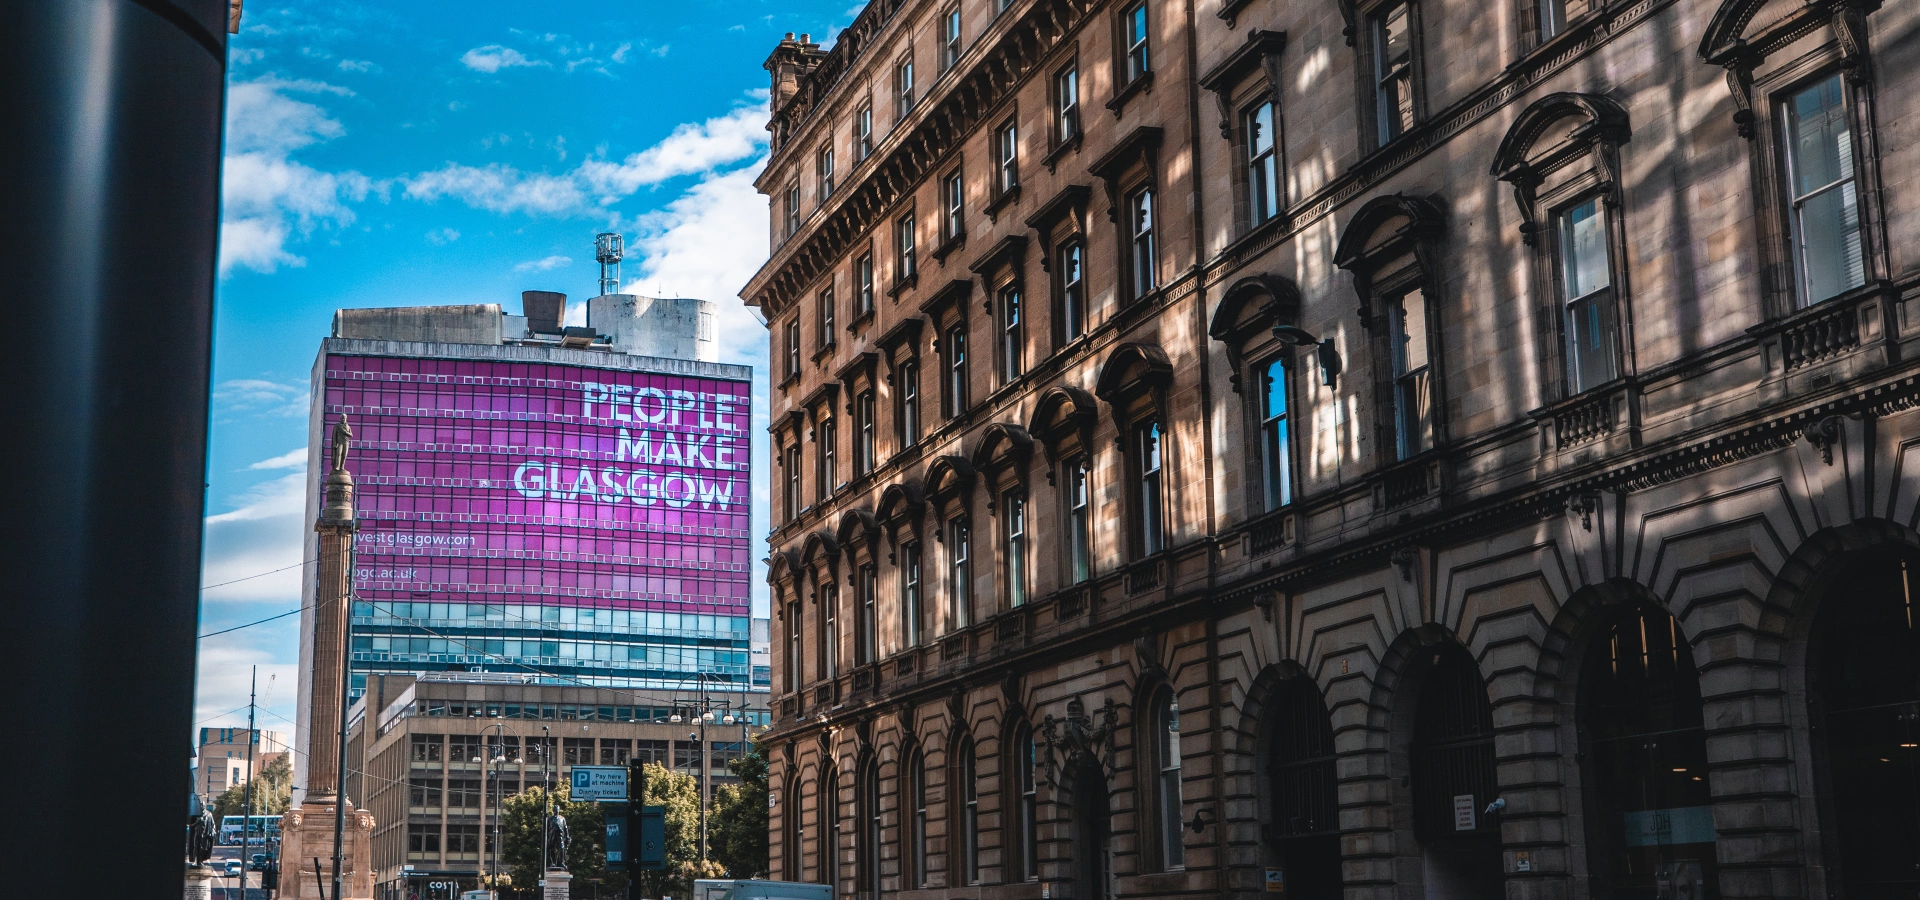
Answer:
[693,879,832,900]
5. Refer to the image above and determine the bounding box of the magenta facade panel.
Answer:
[320,351,752,691]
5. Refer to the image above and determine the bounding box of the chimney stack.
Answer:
[521,290,565,334]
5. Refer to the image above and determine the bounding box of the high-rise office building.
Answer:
[293,289,756,801]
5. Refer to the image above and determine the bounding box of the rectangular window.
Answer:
[411,735,443,763]
[818,147,835,201]
[1260,359,1292,510]
[1245,101,1281,225]
[407,823,441,855]
[1123,2,1150,83]
[1783,73,1866,306]
[995,121,1019,195]
[1017,733,1038,880]
[784,318,801,380]
[942,169,965,243]
[910,754,928,886]
[821,583,839,679]
[1389,290,1434,460]
[785,600,802,689]
[783,444,802,520]
[817,288,835,351]
[1005,492,1027,608]
[408,776,442,808]
[898,360,921,448]
[1060,241,1087,342]
[1069,459,1092,583]
[855,390,876,476]
[940,6,962,72]
[858,563,878,665]
[897,214,917,281]
[896,58,916,121]
[1136,422,1164,555]
[817,417,836,501]
[999,285,1023,381]
[1538,0,1568,40]
[902,542,923,647]
[855,253,875,316]
[945,324,969,415]
[855,105,874,160]
[785,182,802,238]
[1056,65,1080,143]
[960,746,980,884]
[449,824,480,854]
[1557,198,1619,393]
[1128,188,1157,299]
[600,738,632,765]
[1372,2,1416,144]
[948,518,971,630]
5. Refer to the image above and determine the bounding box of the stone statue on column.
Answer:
[279,414,376,899]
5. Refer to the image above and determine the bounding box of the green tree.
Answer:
[498,785,627,899]
[211,755,293,820]
[708,741,769,879]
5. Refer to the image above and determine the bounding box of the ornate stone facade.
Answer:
[743,0,1920,898]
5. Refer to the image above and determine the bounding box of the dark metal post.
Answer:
[242,667,257,898]
[0,1,226,896]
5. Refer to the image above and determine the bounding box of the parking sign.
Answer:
[570,765,628,802]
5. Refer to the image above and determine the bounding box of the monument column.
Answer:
[280,414,375,899]
[305,418,357,801]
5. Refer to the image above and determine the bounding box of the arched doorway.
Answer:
[1409,646,1504,898]
[1261,676,1342,899]
[1068,760,1113,900]
[1577,602,1717,899]
[1810,550,1920,897]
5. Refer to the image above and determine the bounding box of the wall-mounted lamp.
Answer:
[1271,325,1341,387]
[1187,807,1216,834]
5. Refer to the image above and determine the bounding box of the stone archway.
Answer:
[1062,756,1113,900]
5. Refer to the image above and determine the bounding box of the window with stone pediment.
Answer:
[1095,342,1175,559]
[1333,194,1448,467]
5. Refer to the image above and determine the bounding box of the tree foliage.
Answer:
[497,764,705,899]
[708,741,770,879]
[211,755,293,820]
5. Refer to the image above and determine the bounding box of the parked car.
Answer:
[248,853,269,871]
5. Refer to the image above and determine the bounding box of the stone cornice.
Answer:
[746,0,1103,315]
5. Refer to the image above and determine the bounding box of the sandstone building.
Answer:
[741,0,1920,897]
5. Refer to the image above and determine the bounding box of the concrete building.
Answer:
[194,727,290,798]
[292,288,759,805]
[745,0,1920,899]
[347,673,771,900]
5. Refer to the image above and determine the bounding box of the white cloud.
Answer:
[200,471,309,604]
[461,44,547,73]
[248,448,308,470]
[577,102,768,198]
[625,160,771,361]
[337,59,378,73]
[193,638,298,730]
[220,77,370,275]
[514,254,572,272]
[426,227,461,245]
[404,163,586,215]
[400,97,768,219]
[213,378,309,418]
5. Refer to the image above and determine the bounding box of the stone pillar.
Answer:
[303,415,359,801]
[183,866,214,900]
[542,869,571,900]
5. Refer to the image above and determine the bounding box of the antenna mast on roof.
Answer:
[595,232,624,296]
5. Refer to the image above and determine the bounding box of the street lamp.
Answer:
[470,717,513,895]
[1271,324,1342,386]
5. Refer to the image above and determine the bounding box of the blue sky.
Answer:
[196,0,853,731]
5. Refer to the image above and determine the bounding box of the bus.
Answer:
[218,815,281,845]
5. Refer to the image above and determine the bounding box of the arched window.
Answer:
[955,737,980,884]
[1147,687,1185,870]
[824,766,842,892]
[783,772,802,880]
[1578,603,1718,899]
[1010,723,1039,881]
[1810,552,1920,896]
[907,748,928,887]
[860,762,882,899]
[1409,647,1502,896]
[1265,677,1341,898]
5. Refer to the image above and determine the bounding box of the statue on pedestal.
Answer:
[186,793,216,866]
[545,811,571,870]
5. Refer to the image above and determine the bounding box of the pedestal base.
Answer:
[184,865,214,900]
[542,869,571,900]
[277,798,377,899]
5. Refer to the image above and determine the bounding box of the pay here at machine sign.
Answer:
[570,766,628,802]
